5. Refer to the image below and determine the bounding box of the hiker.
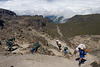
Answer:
[64,47,68,55]
[32,42,40,52]
[6,40,13,51]
[58,42,61,50]
[74,44,87,66]
[78,48,87,66]
[56,40,59,45]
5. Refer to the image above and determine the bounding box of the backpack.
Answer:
[86,49,89,53]
[58,44,61,47]
[64,47,68,50]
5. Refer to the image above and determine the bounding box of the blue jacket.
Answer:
[79,50,86,58]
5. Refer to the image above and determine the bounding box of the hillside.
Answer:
[0,9,100,67]
[42,14,100,59]
[0,8,58,56]
[58,14,100,37]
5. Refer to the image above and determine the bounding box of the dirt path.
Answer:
[0,54,97,67]
[56,25,63,37]
[0,54,78,67]
[32,29,74,56]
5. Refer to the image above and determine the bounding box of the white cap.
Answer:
[56,40,59,41]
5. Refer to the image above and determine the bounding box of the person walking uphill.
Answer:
[78,48,86,66]
[74,44,87,66]
[56,40,59,45]
[58,42,62,50]
[64,47,68,55]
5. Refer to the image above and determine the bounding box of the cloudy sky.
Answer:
[0,0,100,18]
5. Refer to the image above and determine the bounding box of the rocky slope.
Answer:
[0,8,56,56]
[0,9,100,67]
[68,35,100,58]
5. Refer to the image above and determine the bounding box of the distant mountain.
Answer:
[45,15,66,23]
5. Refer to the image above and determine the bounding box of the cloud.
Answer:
[0,0,100,18]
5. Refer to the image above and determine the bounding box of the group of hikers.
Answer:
[0,37,89,66]
[6,37,15,51]
[56,40,68,55]
[0,37,40,53]
[6,37,40,53]
[56,40,88,66]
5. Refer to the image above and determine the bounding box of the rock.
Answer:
[91,61,100,67]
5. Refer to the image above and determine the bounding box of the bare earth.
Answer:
[0,53,99,67]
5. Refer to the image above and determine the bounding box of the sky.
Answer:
[0,0,100,19]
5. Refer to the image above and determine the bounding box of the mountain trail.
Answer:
[32,29,74,56]
[56,25,63,37]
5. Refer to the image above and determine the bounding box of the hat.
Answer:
[56,40,59,41]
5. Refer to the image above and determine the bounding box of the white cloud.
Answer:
[0,0,100,18]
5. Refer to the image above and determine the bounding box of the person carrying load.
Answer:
[6,37,15,51]
[31,42,40,53]
[6,41,13,51]
[58,42,61,50]
[75,44,87,66]
[78,48,87,66]
[64,47,68,55]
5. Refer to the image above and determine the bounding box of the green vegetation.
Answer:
[42,23,60,38]
[58,14,100,38]
[42,14,100,40]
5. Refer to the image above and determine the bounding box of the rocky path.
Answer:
[0,54,79,67]
[32,29,74,56]
[56,25,63,37]
[0,53,97,67]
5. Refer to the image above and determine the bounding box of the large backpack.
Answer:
[58,44,61,47]
[33,42,40,49]
[64,47,68,50]
[6,41,11,44]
